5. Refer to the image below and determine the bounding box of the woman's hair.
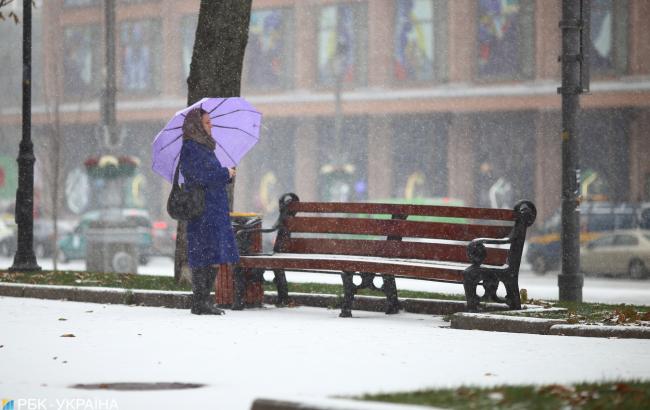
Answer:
[183,107,216,150]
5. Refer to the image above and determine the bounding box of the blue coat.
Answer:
[180,140,239,268]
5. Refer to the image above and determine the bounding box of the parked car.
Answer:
[32,219,74,258]
[151,219,176,258]
[58,208,153,264]
[527,202,648,274]
[580,229,650,279]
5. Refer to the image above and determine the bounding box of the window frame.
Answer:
[62,24,102,100]
[474,0,535,82]
[117,18,163,96]
[315,1,368,89]
[392,0,448,85]
[243,7,295,92]
[589,0,628,77]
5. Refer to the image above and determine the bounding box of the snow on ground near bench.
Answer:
[1,296,649,410]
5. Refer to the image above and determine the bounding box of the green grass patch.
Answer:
[360,381,650,410]
[499,299,650,324]
[0,269,466,301]
[0,269,191,291]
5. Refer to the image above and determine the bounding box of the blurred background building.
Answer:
[0,0,649,225]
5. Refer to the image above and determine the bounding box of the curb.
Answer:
[3,282,648,339]
[450,312,566,335]
[262,292,509,316]
[0,283,191,309]
[0,282,508,316]
[251,398,442,410]
[548,324,650,339]
[450,311,650,339]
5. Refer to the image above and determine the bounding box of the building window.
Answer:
[181,15,198,89]
[63,25,101,98]
[394,0,447,83]
[317,3,367,87]
[119,20,161,94]
[477,0,534,80]
[244,9,293,90]
[590,0,628,75]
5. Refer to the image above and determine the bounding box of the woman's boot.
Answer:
[203,266,225,315]
[191,266,224,315]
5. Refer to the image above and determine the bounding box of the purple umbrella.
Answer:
[151,97,262,183]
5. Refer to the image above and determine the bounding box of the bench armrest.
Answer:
[235,223,280,239]
[466,236,512,265]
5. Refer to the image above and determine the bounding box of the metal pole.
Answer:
[557,0,584,301]
[10,0,41,272]
[333,40,345,161]
[103,0,117,148]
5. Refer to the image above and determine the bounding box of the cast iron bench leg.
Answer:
[462,265,481,312]
[381,275,400,314]
[340,271,355,317]
[273,269,289,306]
[503,274,522,310]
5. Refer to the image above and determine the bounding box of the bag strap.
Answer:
[172,160,181,187]
[172,143,185,187]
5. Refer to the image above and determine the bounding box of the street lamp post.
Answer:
[333,38,346,161]
[10,0,41,272]
[102,0,117,149]
[557,0,589,301]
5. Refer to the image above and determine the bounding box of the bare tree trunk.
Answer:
[174,0,252,283]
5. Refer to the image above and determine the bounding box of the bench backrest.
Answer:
[272,193,535,268]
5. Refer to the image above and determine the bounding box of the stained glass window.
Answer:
[119,20,161,93]
[317,3,367,86]
[245,9,292,89]
[477,0,533,79]
[394,0,438,82]
[63,25,100,97]
[590,0,627,74]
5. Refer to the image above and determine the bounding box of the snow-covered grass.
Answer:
[1,296,649,410]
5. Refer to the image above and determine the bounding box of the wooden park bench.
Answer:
[233,193,536,316]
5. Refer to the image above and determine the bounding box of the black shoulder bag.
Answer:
[167,159,205,221]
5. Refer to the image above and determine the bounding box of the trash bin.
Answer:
[85,219,143,274]
[215,212,264,307]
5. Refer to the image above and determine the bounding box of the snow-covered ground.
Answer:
[1,296,649,410]
[2,255,648,305]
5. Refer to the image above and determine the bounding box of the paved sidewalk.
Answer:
[2,296,650,410]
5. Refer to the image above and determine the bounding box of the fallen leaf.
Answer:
[60,334,76,338]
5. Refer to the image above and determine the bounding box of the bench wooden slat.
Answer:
[278,238,508,265]
[288,201,517,221]
[284,216,512,241]
[238,255,466,282]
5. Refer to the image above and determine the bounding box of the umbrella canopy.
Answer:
[152,97,262,183]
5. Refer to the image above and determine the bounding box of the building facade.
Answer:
[1,0,649,224]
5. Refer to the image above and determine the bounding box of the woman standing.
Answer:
[180,108,239,315]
